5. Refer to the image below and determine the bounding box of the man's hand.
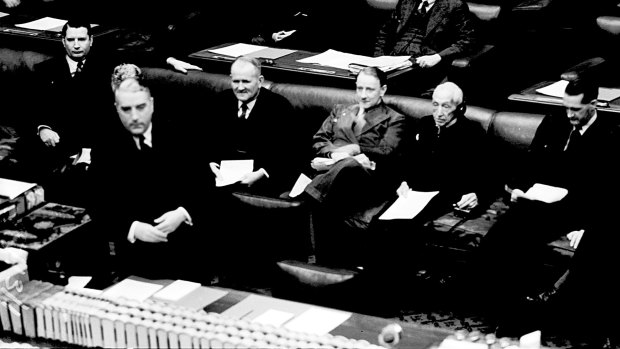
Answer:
[456,192,479,210]
[416,54,442,68]
[240,170,265,186]
[134,222,168,243]
[510,188,527,202]
[166,57,203,74]
[567,229,585,249]
[396,181,410,198]
[333,144,361,156]
[272,30,295,42]
[209,162,223,179]
[353,153,375,170]
[3,0,21,8]
[39,128,60,147]
[154,208,186,234]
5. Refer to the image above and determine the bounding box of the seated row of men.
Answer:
[3,19,620,344]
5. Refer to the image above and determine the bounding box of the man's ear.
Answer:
[380,84,387,97]
[90,35,94,46]
[258,75,265,84]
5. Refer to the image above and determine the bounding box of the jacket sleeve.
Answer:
[373,3,402,56]
[312,106,341,157]
[436,2,478,60]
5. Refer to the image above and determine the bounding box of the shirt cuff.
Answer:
[127,221,139,243]
[37,125,51,135]
[258,168,269,179]
[166,57,175,65]
[177,207,193,226]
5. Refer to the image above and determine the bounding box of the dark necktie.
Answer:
[74,60,84,78]
[137,134,151,155]
[239,103,248,119]
[565,127,582,153]
[419,1,429,15]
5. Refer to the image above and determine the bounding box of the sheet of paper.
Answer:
[216,159,254,187]
[536,80,620,102]
[0,178,37,200]
[524,183,568,203]
[15,17,67,31]
[297,49,373,70]
[284,307,351,335]
[252,309,295,327]
[152,280,201,302]
[208,43,267,58]
[289,174,312,198]
[102,279,163,302]
[379,190,440,220]
[0,12,9,18]
[66,276,92,290]
[246,48,296,60]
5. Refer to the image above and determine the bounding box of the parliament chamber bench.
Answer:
[139,67,576,286]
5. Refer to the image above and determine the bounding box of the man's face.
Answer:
[62,26,93,61]
[432,88,458,128]
[230,61,263,102]
[564,93,594,128]
[356,73,385,109]
[115,89,154,136]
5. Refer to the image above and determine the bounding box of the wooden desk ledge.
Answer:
[277,260,359,287]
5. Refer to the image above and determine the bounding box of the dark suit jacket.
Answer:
[404,114,492,206]
[32,52,114,155]
[374,0,477,62]
[89,118,209,246]
[510,112,620,233]
[210,87,300,191]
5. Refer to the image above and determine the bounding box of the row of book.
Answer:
[0,282,384,349]
[0,182,45,226]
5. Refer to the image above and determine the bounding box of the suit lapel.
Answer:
[425,0,446,37]
[396,0,417,34]
[358,104,391,135]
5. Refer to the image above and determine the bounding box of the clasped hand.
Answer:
[134,208,186,243]
[567,229,585,249]
[39,128,60,147]
[415,54,442,68]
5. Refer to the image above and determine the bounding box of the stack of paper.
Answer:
[536,80,620,102]
[297,49,411,73]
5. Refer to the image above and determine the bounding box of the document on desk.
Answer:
[524,183,567,203]
[102,279,163,302]
[208,43,268,57]
[284,307,352,335]
[15,17,67,32]
[247,48,296,60]
[215,160,254,187]
[297,49,371,70]
[536,80,620,102]
[0,178,37,200]
[0,12,8,18]
[378,190,439,220]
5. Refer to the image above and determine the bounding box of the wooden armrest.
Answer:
[560,57,606,81]
[231,191,305,209]
[451,44,495,69]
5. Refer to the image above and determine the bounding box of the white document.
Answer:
[208,43,267,57]
[297,49,374,70]
[289,173,312,198]
[66,276,92,290]
[102,279,164,302]
[0,12,9,18]
[536,80,620,102]
[216,160,254,187]
[524,183,568,203]
[152,280,201,302]
[252,309,295,327]
[379,190,440,220]
[284,307,351,335]
[0,178,37,200]
[16,17,67,31]
[70,148,91,165]
[535,80,569,98]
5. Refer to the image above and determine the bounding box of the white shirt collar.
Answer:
[134,123,153,149]
[579,112,596,135]
[238,99,257,119]
[420,0,435,10]
[65,56,85,75]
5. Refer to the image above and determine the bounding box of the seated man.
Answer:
[27,19,114,204]
[89,78,214,284]
[471,78,620,336]
[369,81,492,269]
[374,0,478,95]
[303,66,406,267]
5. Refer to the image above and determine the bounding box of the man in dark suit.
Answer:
[207,56,301,286]
[89,78,213,284]
[27,20,114,204]
[209,56,299,194]
[374,0,478,94]
[472,78,620,338]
